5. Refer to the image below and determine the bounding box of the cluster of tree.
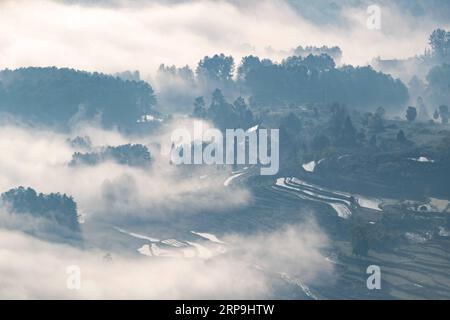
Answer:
[70,144,152,167]
[406,106,418,122]
[293,45,343,64]
[0,67,156,129]
[351,223,370,257]
[433,105,450,124]
[155,64,199,113]
[238,55,408,109]
[402,97,429,123]
[283,54,336,71]
[405,103,449,124]
[428,29,450,63]
[157,64,195,83]
[361,107,386,134]
[372,29,449,106]
[196,54,235,83]
[326,103,357,147]
[114,70,141,82]
[409,30,450,108]
[157,50,408,114]
[275,102,365,169]
[192,89,255,131]
[350,213,408,257]
[67,136,92,150]
[0,186,80,234]
[426,63,450,107]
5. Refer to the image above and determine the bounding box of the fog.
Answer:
[0,0,448,77]
[0,119,249,221]
[0,219,332,299]
[0,106,337,298]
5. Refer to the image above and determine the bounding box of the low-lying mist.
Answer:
[0,219,332,299]
[0,119,249,222]
[0,113,336,299]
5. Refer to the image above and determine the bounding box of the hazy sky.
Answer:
[0,0,448,76]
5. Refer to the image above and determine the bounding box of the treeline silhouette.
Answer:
[240,55,408,107]
[70,144,152,167]
[0,67,156,128]
[158,51,409,112]
[0,186,81,242]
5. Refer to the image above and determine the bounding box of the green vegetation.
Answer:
[70,144,152,167]
[0,186,81,242]
[0,67,156,129]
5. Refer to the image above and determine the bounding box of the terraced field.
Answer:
[84,168,450,299]
[260,175,450,299]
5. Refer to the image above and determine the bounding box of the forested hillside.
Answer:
[0,67,156,128]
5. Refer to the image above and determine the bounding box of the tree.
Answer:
[433,109,440,120]
[67,136,92,150]
[397,130,407,144]
[207,89,239,130]
[237,55,261,81]
[70,144,152,167]
[406,106,417,122]
[329,102,348,134]
[178,65,195,82]
[196,54,235,82]
[341,116,357,146]
[158,64,195,83]
[282,53,335,71]
[233,96,246,114]
[0,67,156,129]
[367,109,384,133]
[294,45,342,64]
[429,29,450,61]
[439,105,450,124]
[195,90,254,130]
[351,225,370,256]
[426,64,450,106]
[211,88,226,106]
[0,186,81,236]
[302,53,336,71]
[243,57,409,108]
[233,97,254,129]
[192,96,207,119]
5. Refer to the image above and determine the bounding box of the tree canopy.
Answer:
[0,67,156,129]
[0,186,81,238]
[70,144,152,167]
[239,56,408,109]
[429,29,450,62]
[196,54,235,82]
